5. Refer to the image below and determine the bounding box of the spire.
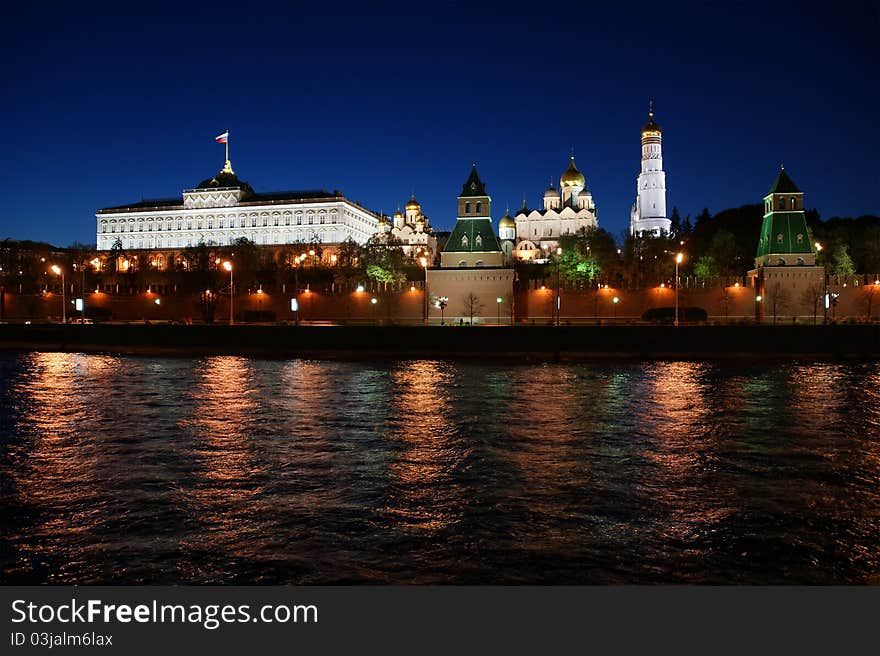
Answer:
[460,163,487,197]
[648,98,654,120]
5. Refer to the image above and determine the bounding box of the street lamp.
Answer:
[674,252,684,326]
[420,256,428,325]
[223,261,233,325]
[496,296,503,325]
[435,297,448,325]
[815,242,828,325]
[555,246,562,327]
[50,265,65,324]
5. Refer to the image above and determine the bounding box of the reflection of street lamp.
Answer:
[420,256,428,324]
[496,296,503,325]
[50,265,65,323]
[435,296,448,325]
[612,295,619,321]
[223,261,233,325]
[674,252,684,326]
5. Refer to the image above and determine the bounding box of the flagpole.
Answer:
[225,129,229,163]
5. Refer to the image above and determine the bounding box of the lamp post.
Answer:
[815,242,827,325]
[496,296,503,325]
[420,256,428,325]
[223,261,233,325]
[50,265,65,324]
[436,297,448,325]
[555,247,562,327]
[674,252,684,326]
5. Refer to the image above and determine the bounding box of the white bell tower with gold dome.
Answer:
[630,101,670,236]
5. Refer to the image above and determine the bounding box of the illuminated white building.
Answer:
[512,156,599,261]
[96,159,379,250]
[377,195,438,259]
[630,102,670,236]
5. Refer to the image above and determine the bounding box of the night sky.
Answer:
[2,1,877,247]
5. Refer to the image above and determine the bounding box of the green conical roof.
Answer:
[768,167,801,194]
[460,163,487,197]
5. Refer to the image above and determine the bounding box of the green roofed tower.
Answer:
[754,167,816,267]
[440,163,504,268]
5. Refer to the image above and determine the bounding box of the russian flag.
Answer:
[215,131,229,144]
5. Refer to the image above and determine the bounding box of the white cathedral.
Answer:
[510,156,599,261]
[377,195,438,260]
[630,102,670,236]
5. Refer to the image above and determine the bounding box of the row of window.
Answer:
[463,202,483,214]
[100,211,345,234]
[776,233,805,244]
[103,230,346,249]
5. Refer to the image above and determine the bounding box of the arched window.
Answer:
[776,233,784,243]
[791,198,796,209]
[475,260,484,267]
[797,257,805,265]
[465,202,471,213]
[777,257,786,265]
[778,198,785,209]
[476,202,482,213]
[458,260,467,267]
[475,235,482,248]
[461,235,469,248]
[796,233,804,244]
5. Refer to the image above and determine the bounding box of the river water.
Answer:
[1,352,878,584]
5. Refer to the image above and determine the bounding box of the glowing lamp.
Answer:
[50,265,61,275]
[223,261,232,272]
[612,297,619,304]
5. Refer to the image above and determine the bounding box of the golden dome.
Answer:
[405,196,420,210]
[393,210,404,219]
[560,156,585,188]
[498,214,515,229]
[377,213,389,224]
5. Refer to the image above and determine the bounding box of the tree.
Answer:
[830,244,855,277]
[363,234,406,288]
[708,229,738,276]
[693,255,718,280]
[800,282,824,325]
[860,283,880,320]
[462,292,483,325]
[767,282,791,324]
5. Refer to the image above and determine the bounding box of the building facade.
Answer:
[96,159,379,251]
[513,156,598,261]
[630,102,670,236]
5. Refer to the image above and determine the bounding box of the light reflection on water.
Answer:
[1,352,878,584]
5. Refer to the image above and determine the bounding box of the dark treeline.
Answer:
[2,207,878,299]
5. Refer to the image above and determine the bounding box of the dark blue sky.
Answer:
[2,1,877,246]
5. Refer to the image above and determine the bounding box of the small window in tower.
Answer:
[791,198,796,209]
[796,233,804,244]
[475,235,482,248]
[778,198,785,209]
[465,202,471,214]
[777,233,784,243]
[461,235,469,247]
[476,202,482,213]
